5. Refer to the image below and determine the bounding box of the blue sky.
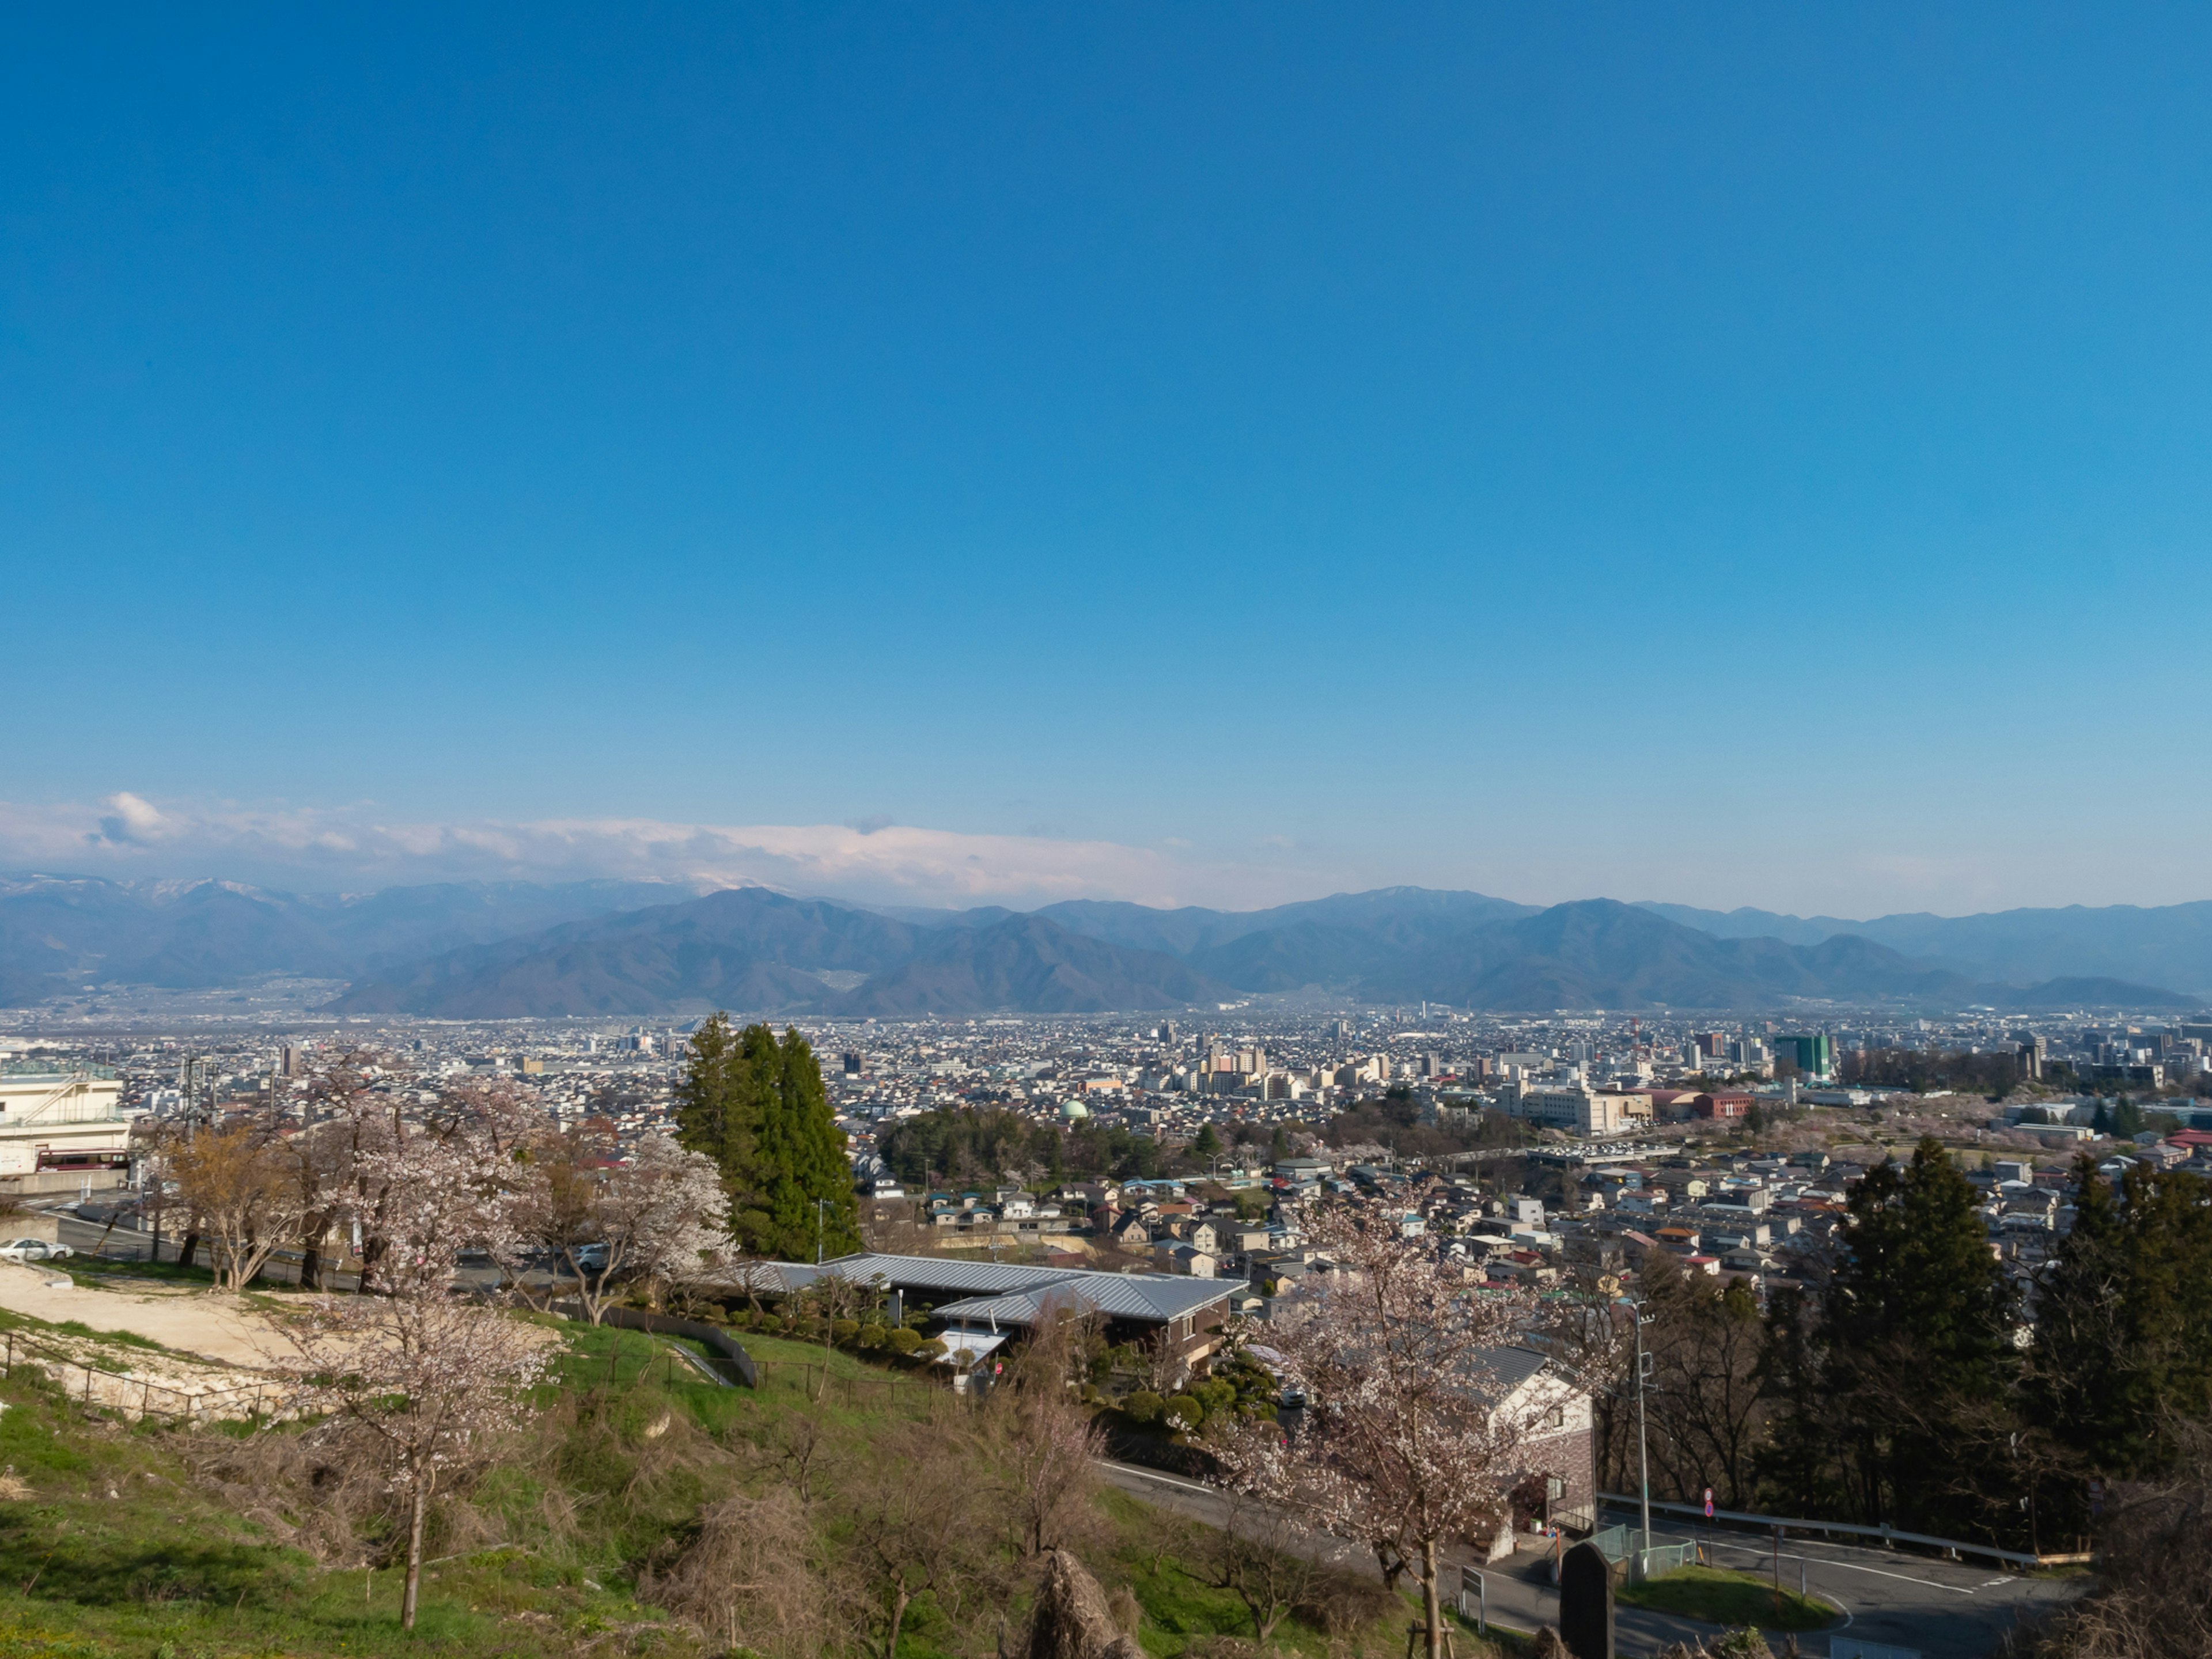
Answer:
[6,7,2211,915]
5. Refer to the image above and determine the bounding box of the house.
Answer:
[774,1252,1245,1370]
[1110,1213,1153,1250]
[1154,1243,1219,1278]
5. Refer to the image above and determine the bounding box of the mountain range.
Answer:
[2,873,2204,1018]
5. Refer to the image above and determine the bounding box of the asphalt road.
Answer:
[1097,1461,2085,1658]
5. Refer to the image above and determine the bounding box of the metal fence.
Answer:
[1583,1522,1695,1585]
[1597,1490,2044,1569]
[0,1328,278,1424]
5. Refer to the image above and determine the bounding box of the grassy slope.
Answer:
[0,1308,1513,1658]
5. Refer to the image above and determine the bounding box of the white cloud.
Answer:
[0,795,1321,910]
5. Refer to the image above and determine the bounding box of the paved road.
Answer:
[1603,1506,2082,1659]
[1098,1461,2085,1658]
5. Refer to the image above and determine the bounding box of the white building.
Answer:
[1502,1081,1648,1138]
[0,1066,131,1192]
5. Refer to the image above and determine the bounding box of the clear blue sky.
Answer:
[6,7,2211,914]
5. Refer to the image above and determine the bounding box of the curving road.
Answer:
[1097,1461,2086,1658]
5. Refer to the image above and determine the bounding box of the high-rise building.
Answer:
[1777,1033,1834,1080]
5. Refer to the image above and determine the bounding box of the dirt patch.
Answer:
[0,1261,287,1369]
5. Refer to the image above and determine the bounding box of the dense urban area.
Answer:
[0,995,2206,1654]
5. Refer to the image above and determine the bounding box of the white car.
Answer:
[0,1240,71,1263]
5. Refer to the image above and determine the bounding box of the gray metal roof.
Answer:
[770,1252,1244,1327]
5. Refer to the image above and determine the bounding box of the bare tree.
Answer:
[1216,1196,1547,1659]
[844,1420,994,1659]
[639,1487,828,1659]
[162,1117,310,1293]
[989,1296,1106,1558]
[1188,1487,1326,1646]
[281,1127,547,1631]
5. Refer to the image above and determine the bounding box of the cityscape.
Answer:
[6,7,2209,1658]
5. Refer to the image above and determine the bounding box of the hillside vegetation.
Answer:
[0,1305,1444,1658]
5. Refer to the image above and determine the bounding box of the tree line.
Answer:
[1577,1137,2212,1554]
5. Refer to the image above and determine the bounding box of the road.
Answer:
[1097,1461,2085,1658]
[46,1210,577,1298]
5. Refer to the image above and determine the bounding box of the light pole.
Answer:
[1631,1293,1656,1558]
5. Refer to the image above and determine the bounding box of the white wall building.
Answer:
[0,1066,130,1191]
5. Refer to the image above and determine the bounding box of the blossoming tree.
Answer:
[1216,1194,1551,1659]
[282,1126,548,1630]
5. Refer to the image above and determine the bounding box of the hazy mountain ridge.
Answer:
[1,872,2205,1016]
[322,887,2203,1016]
[1638,899,2212,992]
[0,873,712,1006]
[326,889,1226,1018]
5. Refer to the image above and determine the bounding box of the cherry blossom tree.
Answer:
[281,1127,548,1631]
[512,1124,728,1324]
[1215,1194,1552,1659]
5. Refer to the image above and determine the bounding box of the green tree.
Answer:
[2112,1095,2146,1140]
[1192,1122,1222,1160]
[2031,1157,2212,1481]
[1807,1138,2017,1535]
[676,1016,858,1262]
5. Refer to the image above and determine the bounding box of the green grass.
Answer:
[1618,1564,1839,1632]
[0,1305,1482,1657]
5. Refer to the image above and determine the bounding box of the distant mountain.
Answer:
[325,889,1228,1018]
[1029,887,1537,960]
[1984,977,2205,1012]
[5,869,2205,1017]
[824,914,1226,1017]
[0,873,706,1007]
[1638,899,2212,993]
[326,889,926,1017]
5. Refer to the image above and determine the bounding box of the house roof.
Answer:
[769,1252,1244,1328]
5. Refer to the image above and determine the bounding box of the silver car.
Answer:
[0,1240,73,1263]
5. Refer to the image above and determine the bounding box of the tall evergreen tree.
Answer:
[675,1016,859,1263]
[2032,1156,2212,1480]
[1818,1138,2017,1534]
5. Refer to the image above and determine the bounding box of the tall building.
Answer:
[1777,1034,1834,1080]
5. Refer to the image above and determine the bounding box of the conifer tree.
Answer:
[676,1016,858,1263]
[2032,1157,2212,1479]
[1816,1138,2016,1534]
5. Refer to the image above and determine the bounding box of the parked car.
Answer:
[0,1240,73,1263]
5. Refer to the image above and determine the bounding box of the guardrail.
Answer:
[1599,1492,2045,1569]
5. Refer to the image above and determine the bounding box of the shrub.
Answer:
[914,1338,947,1362]
[1192,1378,1236,1417]
[831,1319,861,1346]
[1120,1391,1165,1426]
[857,1323,886,1350]
[1164,1395,1205,1431]
[887,1327,923,1355]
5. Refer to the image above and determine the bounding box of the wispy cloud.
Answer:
[0,795,1321,910]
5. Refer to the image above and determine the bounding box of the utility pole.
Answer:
[816,1198,828,1265]
[1632,1293,1655,1558]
